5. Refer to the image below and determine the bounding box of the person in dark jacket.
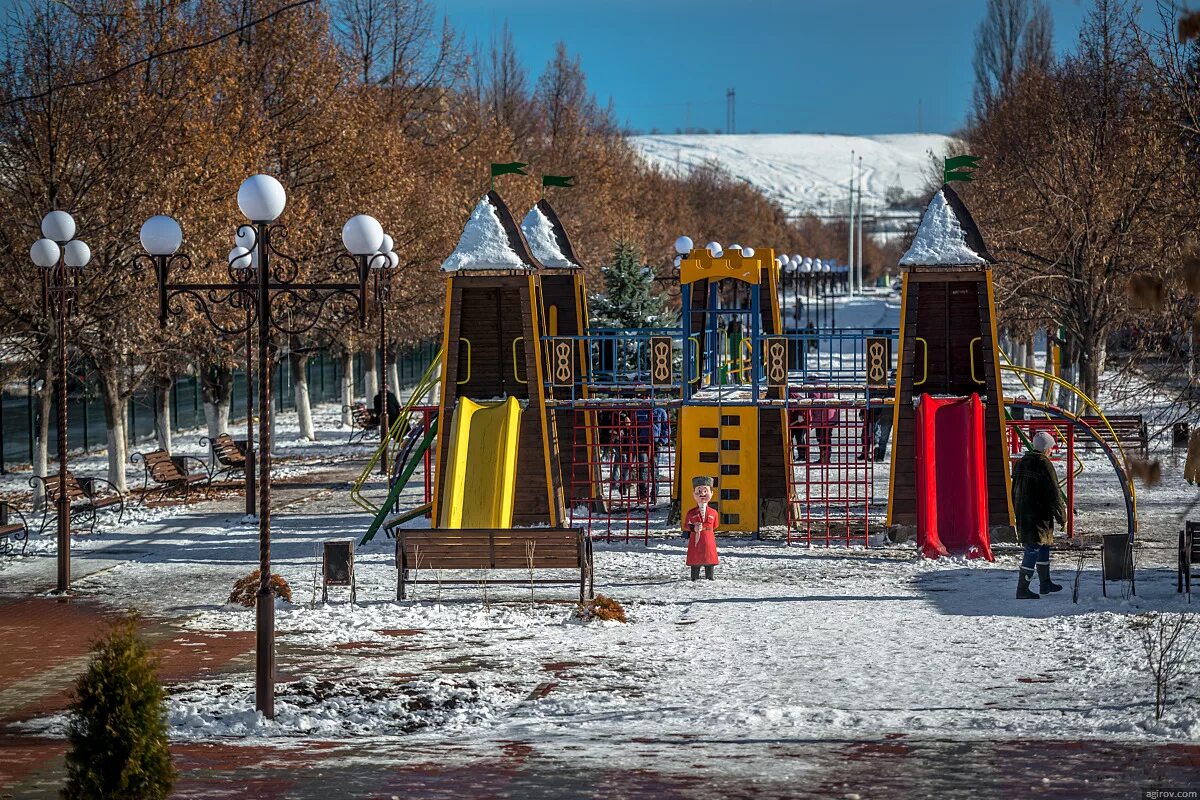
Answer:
[371,389,401,429]
[1011,431,1066,599]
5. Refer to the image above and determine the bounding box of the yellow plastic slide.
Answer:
[438,396,522,528]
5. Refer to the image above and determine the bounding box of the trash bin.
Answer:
[1102,533,1133,582]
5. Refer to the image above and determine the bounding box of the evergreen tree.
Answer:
[63,619,175,800]
[589,240,674,329]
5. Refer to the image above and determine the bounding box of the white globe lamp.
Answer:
[30,238,60,268]
[228,246,253,270]
[63,240,91,268]
[41,210,75,243]
[342,214,384,256]
[140,215,183,256]
[237,174,287,222]
[674,236,693,255]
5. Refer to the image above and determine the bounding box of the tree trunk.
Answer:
[97,367,129,494]
[1079,336,1106,405]
[1041,328,1056,404]
[154,376,172,453]
[32,361,53,510]
[363,348,378,403]
[1023,337,1034,372]
[292,351,315,441]
[340,350,354,426]
[200,364,233,444]
[1057,338,1078,413]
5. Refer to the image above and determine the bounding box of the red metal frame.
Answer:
[784,395,877,546]
[566,404,676,544]
[1006,417,1075,538]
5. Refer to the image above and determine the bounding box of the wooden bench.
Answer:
[30,471,124,535]
[395,528,593,603]
[0,501,29,556]
[343,402,379,444]
[131,450,210,504]
[1078,414,1148,461]
[200,433,248,483]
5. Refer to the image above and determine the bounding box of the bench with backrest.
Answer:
[131,449,210,504]
[1077,414,1148,461]
[30,471,124,535]
[200,433,247,484]
[343,402,379,444]
[395,528,593,603]
[0,501,29,555]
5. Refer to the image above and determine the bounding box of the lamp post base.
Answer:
[255,588,275,718]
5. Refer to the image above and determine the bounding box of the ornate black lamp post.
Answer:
[136,175,380,718]
[31,211,91,594]
[373,238,399,475]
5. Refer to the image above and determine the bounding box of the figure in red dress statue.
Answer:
[684,475,719,581]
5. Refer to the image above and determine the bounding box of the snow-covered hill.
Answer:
[630,132,957,235]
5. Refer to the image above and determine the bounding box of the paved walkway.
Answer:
[0,460,372,798]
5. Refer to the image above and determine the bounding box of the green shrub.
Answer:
[63,618,175,800]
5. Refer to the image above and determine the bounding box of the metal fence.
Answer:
[0,340,439,472]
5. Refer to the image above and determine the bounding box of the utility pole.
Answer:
[856,155,864,292]
[847,150,855,297]
[726,87,736,134]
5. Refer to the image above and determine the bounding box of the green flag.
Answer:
[490,161,529,177]
[944,154,981,184]
[542,175,575,188]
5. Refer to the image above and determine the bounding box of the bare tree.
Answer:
[1131,612,1198,720]
[973,0,1054,113]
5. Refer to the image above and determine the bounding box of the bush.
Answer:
[228,569,292,607]
[63,618,175,800]
[578,594,627,623]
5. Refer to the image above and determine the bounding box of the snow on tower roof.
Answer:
[441,190,544,272]
[899,185,993,267]
[520,199,581,269]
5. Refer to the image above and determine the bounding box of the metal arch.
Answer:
[1007,399,1136,543]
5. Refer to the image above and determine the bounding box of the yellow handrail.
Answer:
[512,337,527,384]
[350,348,443,514]
[688,336,701,385]
[969,337,984,385]
[1001,363,1137,526]
[914,338,929,386]
[998,349,1084,479]
[456,338,471,385]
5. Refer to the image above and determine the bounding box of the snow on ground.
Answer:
[7,290,1200,777]
[631,132,955,233]
[10,438,1200,754]
[0,401,376,565]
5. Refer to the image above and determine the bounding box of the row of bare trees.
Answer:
[0,0,856,495]
[962,0,1200,413]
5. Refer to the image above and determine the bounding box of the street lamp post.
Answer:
[137,175,379,718]
[31,211,91,594]
[374,237,399,476]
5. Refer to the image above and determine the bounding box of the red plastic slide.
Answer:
[915,393,994,561]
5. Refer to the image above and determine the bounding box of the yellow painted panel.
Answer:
[680,249,761,286]
[438,396,522,529]
[678,405,758,532]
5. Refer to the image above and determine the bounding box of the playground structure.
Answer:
[354,182,1138,577]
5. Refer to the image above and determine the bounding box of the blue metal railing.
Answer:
[543,326,899,404]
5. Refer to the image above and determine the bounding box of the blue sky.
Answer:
[438,0,1165,135]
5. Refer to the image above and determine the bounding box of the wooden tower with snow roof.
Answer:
[886,186,1015,536]
[520,199,592,504]
[432,190,564,528]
